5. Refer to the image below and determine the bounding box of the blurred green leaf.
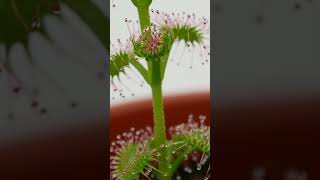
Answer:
[0,0,109,52]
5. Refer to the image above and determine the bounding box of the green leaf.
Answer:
[111,142,154,180]
[0,0,109,52]
[170,125,210,174]
[110,50,150,83]
[172,126,210,154]
[159,23,205,47]
[0,0,56,47]
[132,30,174,60]
[63,0,109,51]
[171,25,204,44]
[117,143,137,175]
[110,51,130,78]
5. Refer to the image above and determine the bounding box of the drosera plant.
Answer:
[110,0,210,179]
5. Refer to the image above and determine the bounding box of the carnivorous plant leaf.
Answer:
[0,0,109,51]
[110,128,158,180]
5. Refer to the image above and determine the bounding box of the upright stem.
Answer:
[135,3,171,179]
[151,60,170,180]
[134,2,167,146]
[151,60,166,147]
[137,6,151,32]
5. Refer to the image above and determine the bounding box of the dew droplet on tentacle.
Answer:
[124,18,140,40]
[110,78,124,99]
[197,153,206,170]
[124,67,145,87]
[111,0,118,8]
[163,172,168,176]
[188,43,195,69]
[31,16,41,31]
[204,165,211,180]
[183,166,193,174]
[175,45,187,67]
[1,64,39,119]
[176,175,182,180]
[173,142,187,153]
[117,76,135,97]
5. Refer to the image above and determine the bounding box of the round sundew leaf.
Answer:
[168,124,210,177]
[171,123,210,155]
[173,129,210,154]
[132,30,174,60]
[110,51,133,78]
[110,128,156,180]
[172,25,204,44]
[111,142,155,180]
[117,143,137,174]
[159,24,205,47]
[153,10,209,47]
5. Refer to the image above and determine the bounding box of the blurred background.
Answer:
[213,0,317,179]
[214,0,315,105]
[0,0,107,144]
[0,0,108,179]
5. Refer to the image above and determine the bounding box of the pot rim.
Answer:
[110,90,210,111]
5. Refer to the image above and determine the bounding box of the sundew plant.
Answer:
[110,0,210,180]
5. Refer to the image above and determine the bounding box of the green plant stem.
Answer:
[137,6,151,32]
[151,60,170,180]
[128,58,150,84]
[133,1,167,147]
[160,52,170,80]
[151,60,166,147]
[135,3,171,179]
